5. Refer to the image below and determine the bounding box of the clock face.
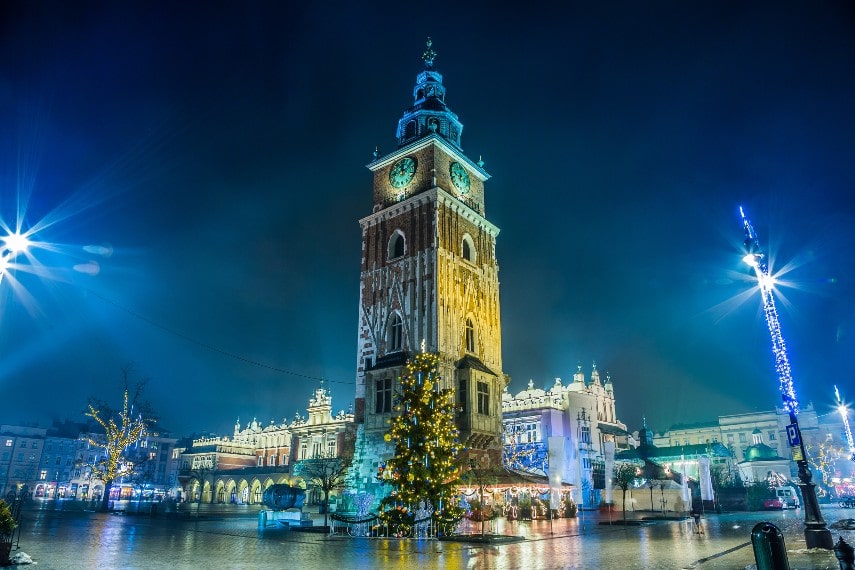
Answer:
[449,162,470,194]
[389,157,417,188]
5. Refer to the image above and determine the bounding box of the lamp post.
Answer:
[740,207,833,549]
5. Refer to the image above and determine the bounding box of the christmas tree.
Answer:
[377,351,463,528]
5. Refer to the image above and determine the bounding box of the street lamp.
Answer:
[739,207,833,550]
[0,230,32,284]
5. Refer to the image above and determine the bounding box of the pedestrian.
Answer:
[691,507,703,535]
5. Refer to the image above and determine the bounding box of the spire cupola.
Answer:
[395,38,464,150]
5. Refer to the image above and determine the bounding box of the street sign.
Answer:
[786,424,801,447]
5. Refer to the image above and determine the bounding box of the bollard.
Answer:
[751,522,790,570]
[258,509,267,528]
[835,536,855,570]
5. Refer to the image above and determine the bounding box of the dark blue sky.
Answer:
[1,2,853,437]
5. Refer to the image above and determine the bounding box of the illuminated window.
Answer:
[580,425,591,444]
[465,319,475,353]
[39,470,47,480]
[477,381,489,415]
[4,440,11,447]
[375,377,392,414]
[387,313,403,352]
[388,231,405,260]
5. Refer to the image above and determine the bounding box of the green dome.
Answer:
[743,443,780,462]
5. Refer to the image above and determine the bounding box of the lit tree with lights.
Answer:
[377,351,463,529]
[82,368,157,512]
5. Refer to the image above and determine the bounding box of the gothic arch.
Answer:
[461,233,476,263]
[388,230,405,260]
[386,311,404,352]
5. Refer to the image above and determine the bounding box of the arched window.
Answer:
[387,312,403,352]
[404,120,417,139]
[465,318,475,353]
[388,231,405,260]
[387,231,405,260]
[461,234,476,263]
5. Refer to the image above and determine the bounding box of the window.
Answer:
[55,457,61,466]
[387,313,403,352]
[32,442,38,448]
[300,442,307,460]
[312,441,322,458]
[281,454,288,465]
[580,425,591,444]
[375,377,393,414]
[461,234,476,263]
[257,456,263,467]
[738,433,747,443]
[4,439,11,447]
[268,455,276,466]
[768,431,776,442]
[458,379,468,413]
[388,231,405,260]
[404,120,416,139]
[464,319,475,353]
[752,432,762,445]
[39,470,47,480]
[477,381,489,415]
[727,433,734,443]
[522,422,540,443]
[327,439,336,456]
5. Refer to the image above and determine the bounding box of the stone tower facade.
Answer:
[350,40,507,497]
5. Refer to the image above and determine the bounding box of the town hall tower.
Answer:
[352,40,507,482]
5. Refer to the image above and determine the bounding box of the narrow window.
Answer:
[465,319,475,353]
[477,381,489,415]
[375,377,392,414]
[461,234,476,263]
[388,313,403,352]
[458,379,468,412]
[388,231,405,260]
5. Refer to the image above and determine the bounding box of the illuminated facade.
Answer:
[501,364,632,507]
[176,385,353,505]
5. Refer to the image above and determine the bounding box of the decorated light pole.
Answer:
[740,207,833,549]
[835,386,855,463]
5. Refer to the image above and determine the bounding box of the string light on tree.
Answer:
[377,350,463,529]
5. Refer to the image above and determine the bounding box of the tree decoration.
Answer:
[377,351,463,530]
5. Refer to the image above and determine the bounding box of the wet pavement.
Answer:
[8,503,855,569]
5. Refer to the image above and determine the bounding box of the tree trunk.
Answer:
[622,488,627,523]
[322,489,329,528]
[100,481,113,512]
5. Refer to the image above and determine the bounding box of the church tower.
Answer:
[354,39,507,468]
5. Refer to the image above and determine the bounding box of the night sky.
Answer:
[2,2,853,438]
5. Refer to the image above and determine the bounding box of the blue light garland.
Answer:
[741,208,799,414]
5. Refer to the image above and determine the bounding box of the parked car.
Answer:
[763,497,784,510]
[840,496,855,508]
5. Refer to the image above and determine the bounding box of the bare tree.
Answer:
[81,367,157,512]
[293,453,351,528]
[613,462,640,524]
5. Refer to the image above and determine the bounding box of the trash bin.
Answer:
[751,522,789,570]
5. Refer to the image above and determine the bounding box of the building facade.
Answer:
[501,364,632,507]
